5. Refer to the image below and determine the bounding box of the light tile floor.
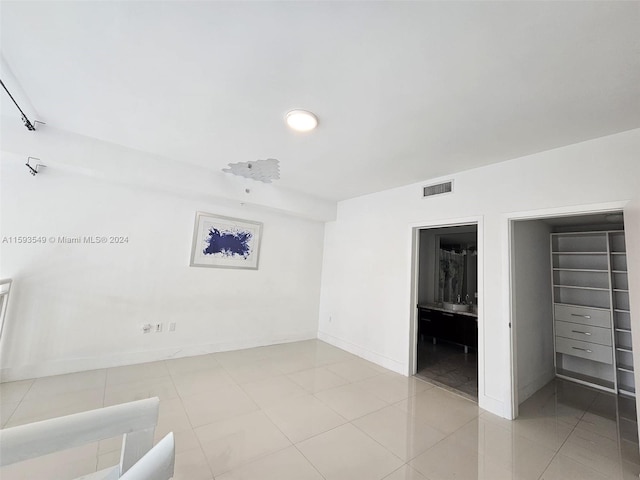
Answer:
[0,340,639,479]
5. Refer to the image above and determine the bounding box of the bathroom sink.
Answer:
[442,302,470,313]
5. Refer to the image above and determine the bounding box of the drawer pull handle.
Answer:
[442,313,454,317]
[571,314,591,319]
[572,347,592,353]
[571,330,591,336]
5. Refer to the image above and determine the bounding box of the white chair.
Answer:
[0,397,174,480]
[118,433,174,480]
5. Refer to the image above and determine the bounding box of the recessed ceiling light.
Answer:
[285,110,318,132]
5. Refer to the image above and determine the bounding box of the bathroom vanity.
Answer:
[418,304,478,352]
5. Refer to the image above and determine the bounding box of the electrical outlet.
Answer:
[169,322,176,332]
[155,323,163,333]
[142,324,152,334]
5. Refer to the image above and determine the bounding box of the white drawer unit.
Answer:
[555,337,613,365]
[554,304,611,328]
[554,320,612,346]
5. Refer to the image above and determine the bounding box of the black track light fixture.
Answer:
[0,78,45,131]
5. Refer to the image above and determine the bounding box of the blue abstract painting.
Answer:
[203,227,252,259]
[190,213,262,269]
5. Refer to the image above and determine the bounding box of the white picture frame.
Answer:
[190,212,262,269]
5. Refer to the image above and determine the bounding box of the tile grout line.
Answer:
[167,364,220,480]
[291,443,328,480]
[95,368,109,473]
[167,354,355,477]
[534,388,600,480]
[5,378,37,427]
[205,360,393,478]
[164,349,385,479]
[357,389,481,477]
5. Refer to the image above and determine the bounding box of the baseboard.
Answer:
[0,332,317,382]
[317,330,406,375]
[479,393,508,418]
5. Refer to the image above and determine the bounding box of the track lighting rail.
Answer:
[0,78,45,131]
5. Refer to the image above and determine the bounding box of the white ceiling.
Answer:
[2,1,639,202]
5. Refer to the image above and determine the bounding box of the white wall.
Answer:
[512,220,554,405]
[318,128,640,418]
[0,149,325,381]
[624,196,640,425]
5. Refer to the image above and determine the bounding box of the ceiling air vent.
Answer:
[423,180,453,198]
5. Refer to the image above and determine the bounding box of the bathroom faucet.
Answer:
[465,294,470,305]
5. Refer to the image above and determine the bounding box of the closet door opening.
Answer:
[510,211,635,414]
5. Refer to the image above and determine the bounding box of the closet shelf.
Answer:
[554,302,611,310]
[553,268,608,273]
[554,302,610,311]
[618,388,636,397]
[554,285,610,291]
[552,251,608,255]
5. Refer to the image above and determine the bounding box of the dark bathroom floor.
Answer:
[416,338,478,400]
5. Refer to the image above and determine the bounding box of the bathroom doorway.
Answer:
[414,224,479,399]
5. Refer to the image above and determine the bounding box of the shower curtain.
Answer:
[439,250,465,303]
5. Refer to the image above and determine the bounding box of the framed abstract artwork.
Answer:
[190,212,263,269]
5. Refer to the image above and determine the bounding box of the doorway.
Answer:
[510,210,631,416]
[414,224,479,400]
